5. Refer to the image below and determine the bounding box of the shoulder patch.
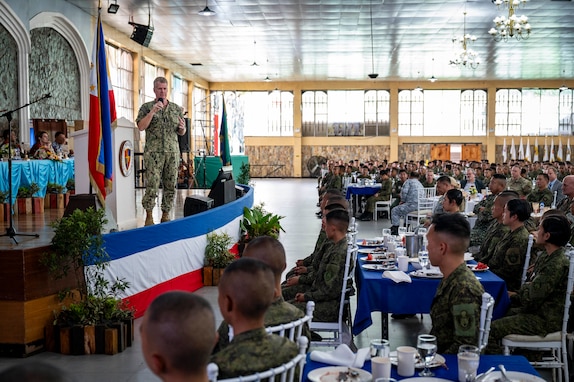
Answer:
[453,303,477,337]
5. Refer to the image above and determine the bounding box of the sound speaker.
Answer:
[130,24,154,47]
[184,195,214,217]
[63,194,98,218]
[178,118,190,153]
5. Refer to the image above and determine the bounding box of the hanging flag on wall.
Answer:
[88,9,117,206]
[543,137,549,162]
[557,138,564,162]
[567,138,571,162]
[518,137,524,160]
[549,137,555,162]
[219,96,231,166]
[510,138,517,161]
[502,138,507,163]
[533,137,539,162]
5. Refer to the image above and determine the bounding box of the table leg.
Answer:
[381,312,389,339]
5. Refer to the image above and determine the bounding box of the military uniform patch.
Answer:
[453,303,477,337]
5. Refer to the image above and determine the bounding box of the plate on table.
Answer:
[481,371,545,382]
[389,351,446,369]
[360,255,389,263]
[464,252,474,262]
[409,270,443,279]
[467,263,489,272]
[358,247,387,254]
[362,264,397,271]
[358,239,385,247]
[307,367,372,382]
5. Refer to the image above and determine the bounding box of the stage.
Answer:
[0,186,253,356]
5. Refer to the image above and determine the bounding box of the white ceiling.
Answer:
[64,0,574,83]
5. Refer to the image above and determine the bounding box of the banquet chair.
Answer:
[406,187,436,229]
[373,198,394,221]
[309,245,358,347]
[521,234,534,287]
[266,301,314,342]
[501,248,574,382]
[207,336,308,382]
[477,292,495,353]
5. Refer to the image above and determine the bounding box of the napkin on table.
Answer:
[382,270,412,283]
[310,344,370,368]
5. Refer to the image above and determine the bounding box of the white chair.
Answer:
[373,198,394,221]
[266,301,314,342]
[553,190,558,208]
[502,249,574,382]
[207,336,309,382]
[309,245,358,347]
[406,187,436,229]
[521,234,534,287]
[478,292,495,353]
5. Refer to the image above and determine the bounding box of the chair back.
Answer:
[521,234,534,286]
[266,301,314,342]
[208,336,309,382]
[553,190,558,208]
[478,292,495,352]
[423,187,436,198]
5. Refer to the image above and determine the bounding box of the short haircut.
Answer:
[0,362,76,382]
[36,130,48,140]
[325,208,349,232]
[496,190,519,207]
[492,173,507,181]
[537,173,549,182]
[145,291,215,374]
[505,199,531,222]
[431,213,470,253]
[322,189,343,198]
[325,202,348,212]
[445,189,463,207]
[54,131,65,138]
[540,214,571,247]
[220,258,275,319]
[153,76,168,86]
[325,195,349,210]
[409,171,419,178]
[243,236,286,279]
[436,175,451,184]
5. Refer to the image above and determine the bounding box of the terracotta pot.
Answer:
[32,197,44,214]
[17,198,32,215]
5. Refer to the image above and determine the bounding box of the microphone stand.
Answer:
[1,94,50,243]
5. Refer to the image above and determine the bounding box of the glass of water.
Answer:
[382,228,392,237]
[417,334,437,377]
[418,250,429,269]
[457,345,480,382]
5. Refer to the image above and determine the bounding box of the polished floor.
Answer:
[0,179,546,381]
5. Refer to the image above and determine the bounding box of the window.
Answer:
[495,89,522,136]
[560,89,574,135]
[364,90,390,136]
[302,91,327,136]
[192,86,208,154]
[171,75,188,113]
[398,90,423,136]
[142,61,166,104]
[105,43,134,121]
[460,90,487,136]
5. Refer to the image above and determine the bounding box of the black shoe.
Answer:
[391,314,416,319]
[316,202,321,207]
[315,211,322,216]
[359,212,372,221]
[310,331,323,341]
[316,213,322,219]
[390,225,399,235]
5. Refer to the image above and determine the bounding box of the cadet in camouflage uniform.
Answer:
[556,175,574,218]
[507,165,532,198]
[141,291,215,381]
[487,199,531,292]
[292,209,350,322]
[470,174,507,248]
[211,258,298,379]
[526,173,553,207]
[137,77,186,226]
[488,214,571,354]
[390,169,408,209]
[215,237,309,353]
[428,213,484,354]
[359,169,393,221]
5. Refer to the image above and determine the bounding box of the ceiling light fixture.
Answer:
[198,0,215,16]
[559,70,569,91]
[450,11,479,69]
[107,0,119,14]
[488,0,531,42]
[264,76,271,82]
[251,41,259,66]
[429,58,438,82]
[367,1,378,79]
[414,72,423,91]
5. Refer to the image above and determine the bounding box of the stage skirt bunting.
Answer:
[86,185,253,317]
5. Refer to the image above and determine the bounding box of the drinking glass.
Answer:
[370,339,390,358]
[417,334,437,377]
[382,228,392,237]
[418,250,429,269]
[457,345,480,382]
[398,227,408,242]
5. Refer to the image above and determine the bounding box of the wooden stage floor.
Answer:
[0,189,209,250]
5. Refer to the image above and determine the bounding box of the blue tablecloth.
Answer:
[352,252,511,336]
[0,159,75,203]
[345,184,382,200]
[303,354,540,381]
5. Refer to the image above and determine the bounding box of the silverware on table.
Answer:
[474,366,495,382]
[498,364,512,382]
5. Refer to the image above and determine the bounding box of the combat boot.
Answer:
[145,210,154,226]
[161,211,170,223]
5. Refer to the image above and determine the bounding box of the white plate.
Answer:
[481,371,545,382]
[358,240,385,247]
[360,255,392,263]
[362,264,397,271]
[399,378,451,382]
[464,252,474,262]
[358,248,387,254]
[467,264,489,272]
[409,270,443,279]
[389,351,446,369]
[307,367,372,382]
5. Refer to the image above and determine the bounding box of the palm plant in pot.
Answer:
[239,203,285,255]
[41,207,133,355]
[203,231,236,286]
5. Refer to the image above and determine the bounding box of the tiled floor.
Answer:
[0,178,548,381]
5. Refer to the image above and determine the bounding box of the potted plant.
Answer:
[236,162,251,185]
[239,203,285,255]
[46,182,66,209]
[0,190,8,222]
[66,178,75,195]
[203,232,235,286]
[41,207,133,355]
[16,182,41,214]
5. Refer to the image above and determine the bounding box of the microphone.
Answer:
[158,97,164,103]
